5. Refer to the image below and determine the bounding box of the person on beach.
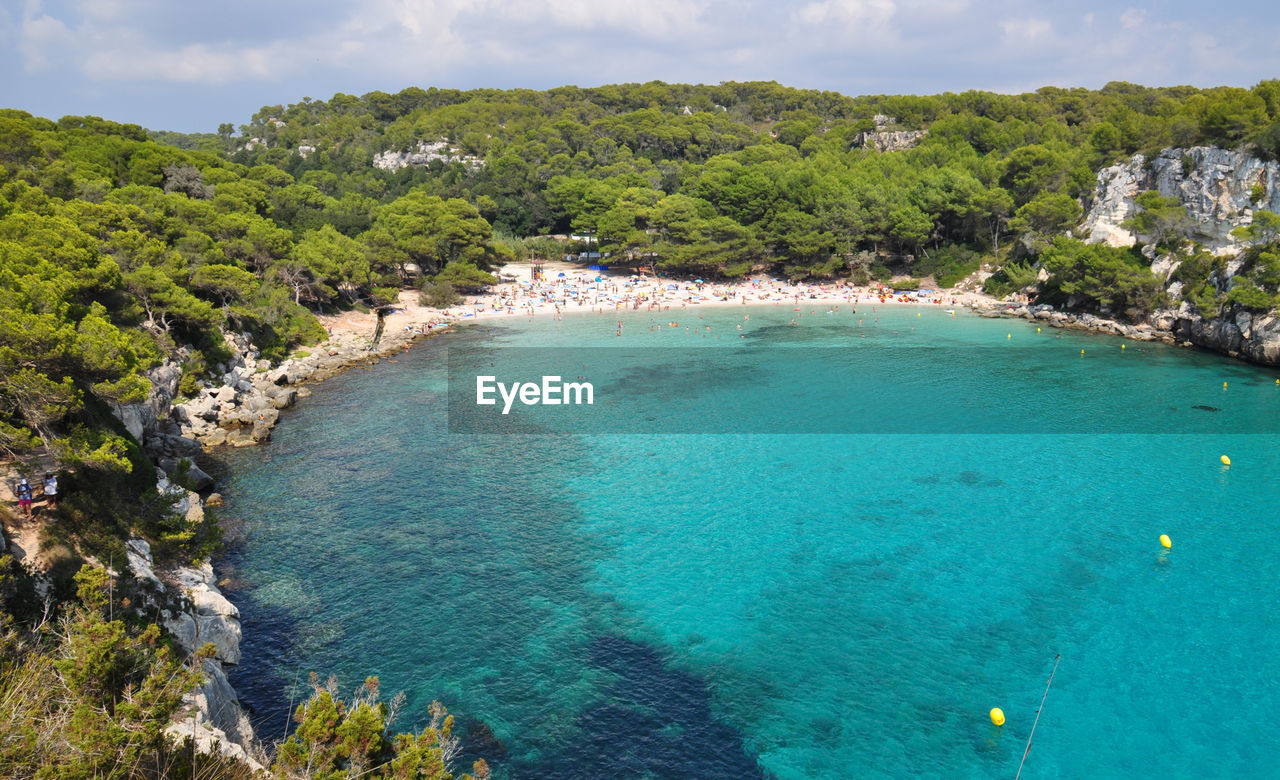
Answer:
[15,477,34,518]
[42,472,57,510]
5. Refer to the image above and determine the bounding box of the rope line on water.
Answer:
[1015,653,1061,780]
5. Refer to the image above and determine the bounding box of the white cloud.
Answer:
[1119,8,1146,29]
[538,0,706,37]
[897,0,967,17]
[390,0,476,42]
[796,0,896,30]
[74,0,137,23]
[83,42,281,84]
[999,17,1051,45]
[19,5,74,71]
[13,0,721,88]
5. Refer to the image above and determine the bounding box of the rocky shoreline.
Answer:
[114,320,453,771]
[968,298,1280,367]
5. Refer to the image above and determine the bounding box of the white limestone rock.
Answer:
[166,660,266,774]
[1084,147,1280,253]
[373,140,485,172]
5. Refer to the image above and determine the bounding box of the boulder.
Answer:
[243,394,272,413]
[226,429,258,448]
[268,387,297,409]
[116,405,147,442]
[146,433,202,460]
[171,564,242,665]
[201,428,228,447]
[157,459,214,491]
[110,361,183,442]
[185,395,220,422]
[162,610,199,650]
[126,539,162,591]
[219,408,255,427]
[183,490,205,525]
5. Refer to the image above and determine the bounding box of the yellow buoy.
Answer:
[1121,344,1126,350]
[1223,381,1228,389]
[1221,455,1231,466]
[990,707,1005,726]
[917,312,921,317]
[1160,534,1172,549]
[1007,333,1012,339]
[1037,327,1041,332]
[1081,349,1085,355]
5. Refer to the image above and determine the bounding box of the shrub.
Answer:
[1226,278,1275,310]
[420,280,462,308]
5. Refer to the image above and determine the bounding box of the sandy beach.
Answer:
[318,261,995,340]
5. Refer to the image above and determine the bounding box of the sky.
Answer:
[2,0,1279,133]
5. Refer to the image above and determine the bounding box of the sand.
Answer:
[318,262,998,340]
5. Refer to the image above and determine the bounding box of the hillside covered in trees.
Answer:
[167,79,1280,279]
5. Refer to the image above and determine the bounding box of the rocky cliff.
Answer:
[1083,146,1280,252]
[106,320,451,770]
[127,528,264,771]
[1069,146,1280,365]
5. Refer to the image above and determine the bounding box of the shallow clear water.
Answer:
[218,305,1280,779]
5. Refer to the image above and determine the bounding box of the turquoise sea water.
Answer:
[218,306,1280,779]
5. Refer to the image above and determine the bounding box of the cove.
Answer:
[216,305,1280,779]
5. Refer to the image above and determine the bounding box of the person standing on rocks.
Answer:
[15,477,34,518]
[43,471,57,510]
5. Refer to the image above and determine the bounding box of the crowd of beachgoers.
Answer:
[419,263,985,323]
[316,262,998,339]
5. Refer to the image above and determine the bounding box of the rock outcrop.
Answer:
[858,129,927,152]
[1084,147,1280,252]
[1171,307,1280,364]
[1014,145,1280,365]
[113,360,183,442]
[974,295,1280,366]
[969,299,1173,342]
[167,659,266,772]
[126,532,261,769]
[166,326,447,450]
[855,113,927,152]
[373,140,485,172]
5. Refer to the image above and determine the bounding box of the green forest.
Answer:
[4,78,1280,777]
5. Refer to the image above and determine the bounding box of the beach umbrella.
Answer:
[695,278,704,283]
[667,283,678,290]
[558,272,566,277]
